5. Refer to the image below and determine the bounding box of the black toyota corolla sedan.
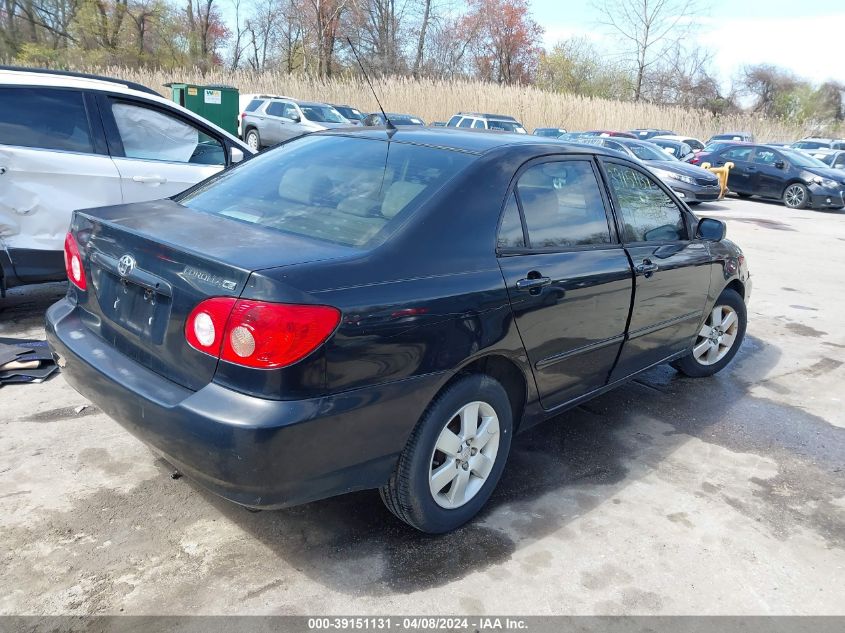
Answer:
[46,128,751,533]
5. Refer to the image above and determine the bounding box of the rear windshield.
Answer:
[179,135,475,248]
[792,140,829,150]
[488,120,525,133]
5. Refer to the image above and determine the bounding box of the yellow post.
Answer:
[700,162,734,199]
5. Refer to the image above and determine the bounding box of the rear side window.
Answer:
[722,147,752,161]
[245,99,264,112]
[447,116,461,127]
[835,154,845,168]
[180,136,476,248]
[458,118,474,128]
[0,87,93,153]
[516,161,611,249]
[472,119,485,129]
[604,163,686,243]
[266,102,285,117]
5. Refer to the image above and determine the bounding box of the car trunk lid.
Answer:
[72,199,353,391]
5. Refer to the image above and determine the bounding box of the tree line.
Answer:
[1,0,842,128]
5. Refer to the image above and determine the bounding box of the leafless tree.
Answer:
[595,0,699,101]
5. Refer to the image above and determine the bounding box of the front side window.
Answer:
[179,136,476,248]
[604,162,687,243]
[834,154,845,168]
[0,87,93,153]
[111,101,225,165]
[516,161,611,249]
[447,115,461,127]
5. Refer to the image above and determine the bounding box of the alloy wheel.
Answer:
[693,305,740,365]
[429,401,500,509]
[784,184,806,208]
[247,133,259,150]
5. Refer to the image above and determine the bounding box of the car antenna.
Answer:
[346,36,396,137]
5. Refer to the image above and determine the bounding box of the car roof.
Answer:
[316,126,624,157]
[654,134,697,142]
[456,112,519,121]
[0,66,159,95]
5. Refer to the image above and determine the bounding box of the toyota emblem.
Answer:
[117,254,136,278]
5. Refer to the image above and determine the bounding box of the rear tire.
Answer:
[245,129,261,151]
[736,193,752,199]
[783,183,809,209]
[672,288,746,378]
[687,201,701,206]
[380,374,513,533]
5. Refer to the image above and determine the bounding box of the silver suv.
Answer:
[242,98,351,149]
[446,112,526,133]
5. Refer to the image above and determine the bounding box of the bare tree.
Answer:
[595,0,699,101]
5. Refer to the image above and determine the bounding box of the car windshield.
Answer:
[653,141,680,155]
[815,154,835,165]
[627,142,675,161]
[792,141,828,150]
[488,120,524,133]
[300,105,346,123]
[781,149,828,169]
[336,106,363,120]
[179,136,475,248]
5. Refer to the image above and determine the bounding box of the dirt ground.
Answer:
[1,196,843,616]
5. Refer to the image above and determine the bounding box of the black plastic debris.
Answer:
[0,338,59,385]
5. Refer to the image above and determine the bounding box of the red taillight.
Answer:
[240,112,247,118]
[185,298,340,369]
[63,232,87,290]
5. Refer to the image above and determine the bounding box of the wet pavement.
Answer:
[0,197,843,615]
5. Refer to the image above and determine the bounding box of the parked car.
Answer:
[650,138,696,163]
[707,132,754,144]
[581,137,721,204]
[362,112,425,127]
[692,140,751,166]
[581,130,637,139]
[241,98,351,149]
[653,134,706,152]
[238,93,290,137]
[446,112,527,133]
[331,104,365,125]
[533,127,567,137]
[709,144,845,209]
[46,127,750,533]
[0,66,253,293]
[805,149,845,170]
[630,128,674,140]
[791,137,845,151]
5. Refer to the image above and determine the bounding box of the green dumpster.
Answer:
[166,83,239,136]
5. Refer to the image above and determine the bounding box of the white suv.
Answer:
[0,67,254,293]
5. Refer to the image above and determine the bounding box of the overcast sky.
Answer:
[532,0,845,87]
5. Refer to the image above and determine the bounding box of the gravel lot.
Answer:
[1,196,843,616]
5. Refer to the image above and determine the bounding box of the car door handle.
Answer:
[132,175,167,184]
[516,276,551,291]
[635,260,659,276]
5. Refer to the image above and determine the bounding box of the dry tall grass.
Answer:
[97,66,815,142]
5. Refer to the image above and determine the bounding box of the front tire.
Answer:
[783,183,809,209]
[736,192,752,199]
[672,288,746,378]
[380,374,513,533]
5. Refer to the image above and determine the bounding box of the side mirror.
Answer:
[774,160,785,169]
[290,114,301,123]
[230,147,244,163]
[697,218,726,241]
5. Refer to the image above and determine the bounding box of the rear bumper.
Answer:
[46,298,443,509]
